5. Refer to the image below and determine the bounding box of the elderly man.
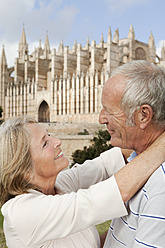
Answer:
[99,60,165,248]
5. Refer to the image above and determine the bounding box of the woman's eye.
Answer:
[43,141,48,148]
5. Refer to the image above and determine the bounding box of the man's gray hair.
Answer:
[111,60,165,127]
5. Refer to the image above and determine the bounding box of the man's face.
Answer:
[99,75,140,149]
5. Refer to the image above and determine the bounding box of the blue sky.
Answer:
[0,0,165,66]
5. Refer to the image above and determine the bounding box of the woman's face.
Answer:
[26,123,69,185]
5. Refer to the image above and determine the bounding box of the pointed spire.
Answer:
[58,40,64,54]
[113,28,119,44]
[99,33,104,48]
[36,39,42,56]
[161,43,165,60]
[107,26,112,44]
[74,39,77,47]
[127,24,135,40]
[44,31,50,52]
[18,25,28,58]
[148,31,156,63]
[1,45,7,66]
[73,39,77,52]
[86,36,90,49]
[61,40,64,48]
[100,33,104,43]
[20,25,27,45]
[148,31,155,47]
[39,39,42,49]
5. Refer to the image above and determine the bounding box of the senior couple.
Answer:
[0,60,165,247]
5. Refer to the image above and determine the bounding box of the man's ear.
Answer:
[137,105,153,129]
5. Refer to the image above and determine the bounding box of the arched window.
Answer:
[135,47,146,60]
[38,100,50,122]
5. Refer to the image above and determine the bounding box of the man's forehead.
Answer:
[103,75,126,96]
[107,74,126,86]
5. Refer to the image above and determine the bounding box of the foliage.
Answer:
[78,129,89,135]
[71,130,113,166]
[0,210,3,230]
[0,106,3,118]
[0,209,6,247]
[0,231,6,248]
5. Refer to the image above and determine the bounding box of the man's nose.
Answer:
[99,108,107,124]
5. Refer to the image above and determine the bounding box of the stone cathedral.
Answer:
[1,25,165,123]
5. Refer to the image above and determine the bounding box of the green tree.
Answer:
[71,130,113,166]
[0,106,3,118]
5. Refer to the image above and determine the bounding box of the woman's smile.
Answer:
[55,151,64,160]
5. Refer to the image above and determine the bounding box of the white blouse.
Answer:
[2,147,127,248]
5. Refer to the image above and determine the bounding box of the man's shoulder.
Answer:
[144,161,165,197]
[129,161,165,208]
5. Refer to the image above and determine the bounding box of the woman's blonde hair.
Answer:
[0,116,39,206]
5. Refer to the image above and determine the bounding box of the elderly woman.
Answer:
[0,116,164,248]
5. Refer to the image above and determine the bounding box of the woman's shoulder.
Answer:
[2,190,58,241]
[1,190,45,218]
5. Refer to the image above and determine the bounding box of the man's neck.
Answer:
[134,128,165,155]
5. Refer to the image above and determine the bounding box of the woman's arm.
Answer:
[56,132,165,201]
[115,132,165,202]
[56,147,125,193]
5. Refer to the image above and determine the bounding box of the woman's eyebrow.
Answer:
[40,134,47,144]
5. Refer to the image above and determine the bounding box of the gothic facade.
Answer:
[1,25,165,122]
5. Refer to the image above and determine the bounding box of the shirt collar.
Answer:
[127,150,137,163]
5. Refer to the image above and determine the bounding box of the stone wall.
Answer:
[58,134,93,164]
